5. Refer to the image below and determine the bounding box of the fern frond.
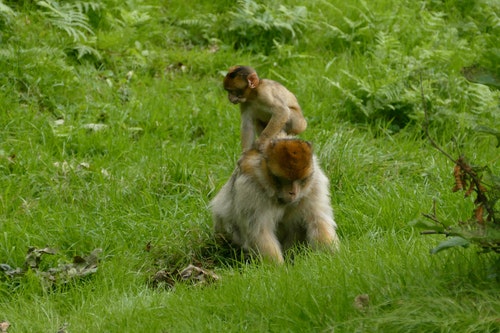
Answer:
[73,1,101,14]
[72,43,101,60]
[37,0,94,42]
[0,1,16,17]
[466,83,500,115]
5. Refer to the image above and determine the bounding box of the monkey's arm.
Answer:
[240,109,256,151]
[300,170,339,251]
[256,102,290,151]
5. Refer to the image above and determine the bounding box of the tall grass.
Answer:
[1,0,499,332]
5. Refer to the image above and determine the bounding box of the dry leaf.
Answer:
[149,264,219,289]
[0,264,23,278]
[2,247,102,287]
[179,264,219,285]
[452,164,464,192]
[57,322,69,333]
[83,123,108,131]
[0,321,10,333]
[25,247,57,269]
[353,294,370,313]
[149,270,176,289]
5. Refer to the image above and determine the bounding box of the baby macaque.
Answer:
[223,66,307,152]
[210,136,339,263]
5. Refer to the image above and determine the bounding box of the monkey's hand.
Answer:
[256,138,270,153]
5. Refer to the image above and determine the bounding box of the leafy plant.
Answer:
[37,0,101,59]
[323,3,500,133]
[0,0,16,29]
[413,155,500,254]
[318,0,377,53]
[225,0,307,54]
[176,13,221,47]
[0,44,78,113]
[324,40,421,131]
[177,0,308,54]
[0,246,102,290]
[411,80,500,254]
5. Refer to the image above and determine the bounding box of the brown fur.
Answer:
[265,139,313,180]
[210,137,339,263]
[238,149,261,175]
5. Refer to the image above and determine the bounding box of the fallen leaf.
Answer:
[353,294,370,313]
[149,264,219,289]
[53,248,102,282]
[149,270,176,289]
[25,247,57,269]
[57,322,69,333]
[0,321,10,333]
[0,264,23,278]
[77,162,90,170]
[83,123,108,131]
[179,264,219,285]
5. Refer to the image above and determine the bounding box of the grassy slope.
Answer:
[1,0,499,332]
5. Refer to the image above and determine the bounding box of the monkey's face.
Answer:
[225,88,248,104]
[272,175,311,205]
[265,138,314,204]
[223,70,255,104]
[224,80,251,104]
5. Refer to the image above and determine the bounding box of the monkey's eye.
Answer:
[271,175,291,187]
[227,89,245,98]
[299,176,311,186]
[270,174,281,184]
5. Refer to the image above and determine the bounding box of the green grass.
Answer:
[1,0,500,332]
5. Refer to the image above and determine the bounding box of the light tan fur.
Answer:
[223,66,307,152]
[210,137,339,263]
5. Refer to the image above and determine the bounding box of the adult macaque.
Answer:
[210,136,339,263]
[223,66,307,152]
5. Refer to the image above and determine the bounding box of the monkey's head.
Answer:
[265,138,314,204]
[266,138,313,180]
[223,66,260,104]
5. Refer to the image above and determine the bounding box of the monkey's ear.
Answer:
[247,72,259,89]
[305,140,313,152]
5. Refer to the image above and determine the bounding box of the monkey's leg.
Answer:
[286,115,307,135]
[252,230,284,264]
[306,218,340,252]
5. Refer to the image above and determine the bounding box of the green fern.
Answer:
[37,0,94,42]
[177,14,220,46]
[319,2,376,53]
[0,0,16,33]
[0,1,16,21]
[72,39,101,60]
[227,0,307,53]
[73,1,101,14]
[37,0,101,60]
[177,1,307,54]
